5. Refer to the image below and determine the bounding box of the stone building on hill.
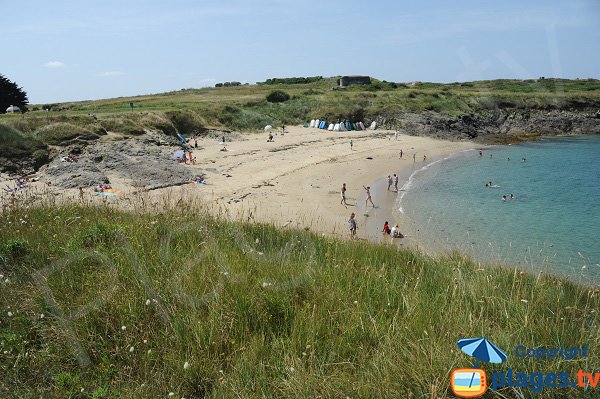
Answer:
[339,76,371,87]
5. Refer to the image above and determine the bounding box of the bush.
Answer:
[165,109,207,135]
[2,238,29,258]
[266,90,290,103]
[32,149,50,167]
[34,122,100,145]
[0,124,49,171]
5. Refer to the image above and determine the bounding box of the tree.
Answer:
[0,74,29,113]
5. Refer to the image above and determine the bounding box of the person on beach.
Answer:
[394,174,399,191]
[390,224,404,238]
[363,185,375,208]
[340,183,348,207]
[382,221,391,235]
[348,213,357,238]
[350,139,353,150]
[387,175,393,191]
[394,131,398,140]
[400,149,403,158]
[423,154,427,162]
[413,153,416,163]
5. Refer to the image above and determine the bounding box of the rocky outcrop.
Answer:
[43,131,197,189]
[376,110,600,142]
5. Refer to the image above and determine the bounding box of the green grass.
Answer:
[3,78,598,140]
[0,124,49,172]
[1,201,599,398]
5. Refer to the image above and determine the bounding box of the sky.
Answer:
[1,0,599,104]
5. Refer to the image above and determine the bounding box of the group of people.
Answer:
[382,221,404,238]
[387,174,399,192]
[60,154,79,163]
[2,177,29,193]
[342,179,406,240]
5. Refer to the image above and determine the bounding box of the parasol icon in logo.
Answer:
[451,338,507,398]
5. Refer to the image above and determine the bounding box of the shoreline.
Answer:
[356,147,477,253]
[1,126,474,246]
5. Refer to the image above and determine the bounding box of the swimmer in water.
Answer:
[502,195,507,201]
[510,194,514,199]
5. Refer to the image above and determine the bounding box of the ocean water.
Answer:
[398,135,600,285]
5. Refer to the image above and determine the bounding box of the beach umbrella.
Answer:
[457,338,507,364]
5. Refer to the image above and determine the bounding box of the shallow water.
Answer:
[398,135,600,285]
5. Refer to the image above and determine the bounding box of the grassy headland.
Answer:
[1,201,599,398]
[1,77,599,174]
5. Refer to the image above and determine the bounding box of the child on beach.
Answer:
[363,185,375,208]
[348,213,357,238]
[394,174,399,191]
[340,183,348,207]
[387,175,393,191]
[382,221,391,235]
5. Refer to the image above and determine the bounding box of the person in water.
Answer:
[502,195,507,201]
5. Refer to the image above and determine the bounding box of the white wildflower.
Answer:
[7,312,13,317]
[184,361,190,370]
[520,299,528,303]
[40,314,45,319]
[255,238,260,244]
[168,393,175,397]
[147,349,152,355]
[289,367,295,372]
[353,301,358,304]
[121,325,127,331]
[262,282,272,288]
[143,339,148,344]
[129,346,135,353]
[145,299,151,306]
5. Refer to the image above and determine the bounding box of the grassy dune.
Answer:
[2,78,600,140]
[1,200,599,398]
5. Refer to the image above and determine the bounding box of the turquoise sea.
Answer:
[398,135,600,285]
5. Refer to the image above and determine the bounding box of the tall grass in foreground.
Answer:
[0,199,599,398]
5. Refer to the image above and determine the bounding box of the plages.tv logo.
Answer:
[451,337,507,398]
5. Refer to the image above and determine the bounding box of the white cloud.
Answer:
[96,71,125,77]
[44,61,65,68]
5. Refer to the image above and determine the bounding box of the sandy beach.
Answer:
[2,126,474,244]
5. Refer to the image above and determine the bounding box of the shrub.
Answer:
[2,238,29,258]
[34,122,100,145]
[165,109,207,135]
[32,149,50,167]
[266,90,290,103]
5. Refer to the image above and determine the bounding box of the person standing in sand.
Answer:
[350,139,353,150]
[394,174,399,191]
[340,183,348,207]
[348,212,357,238]
[363,185,375,208]
[400,149,403,158]
[387,175,393,191]
[423,154,427,162]
[413,153,416,163]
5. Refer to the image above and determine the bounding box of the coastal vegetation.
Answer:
[1,201,599,398]
[2,77,598,174]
